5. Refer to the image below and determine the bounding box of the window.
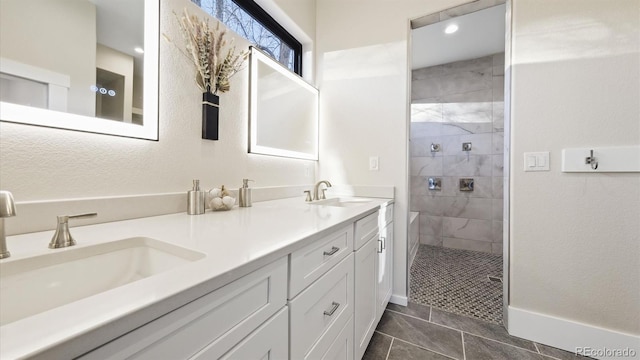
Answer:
[192,0,302,75]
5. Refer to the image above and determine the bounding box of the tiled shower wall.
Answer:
[409,53,505,254]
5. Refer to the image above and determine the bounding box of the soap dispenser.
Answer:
[187,180,205,215]
[238,179,254,207]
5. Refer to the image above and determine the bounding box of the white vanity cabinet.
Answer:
[353,228,379,360]
[79,257,288,360]
[377,205,394,321]
[353,205,394,360]
[68,200,393,360]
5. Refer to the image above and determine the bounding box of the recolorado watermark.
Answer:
[576,347,637,358]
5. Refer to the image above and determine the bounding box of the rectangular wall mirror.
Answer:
[249,47,318,160]
[0,0,159,140]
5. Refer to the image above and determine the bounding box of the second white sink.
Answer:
[0,237,205,326]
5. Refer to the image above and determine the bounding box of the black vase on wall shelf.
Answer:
[202,92,219,140]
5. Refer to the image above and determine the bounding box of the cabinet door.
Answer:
[376,222,393,321]
[353,236,377,360]
[196,307,288,360]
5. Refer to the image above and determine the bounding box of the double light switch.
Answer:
[524,152,550,171]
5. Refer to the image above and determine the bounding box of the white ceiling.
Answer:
[411,4,506,69]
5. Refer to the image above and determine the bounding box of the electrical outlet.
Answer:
[369,156,379,171]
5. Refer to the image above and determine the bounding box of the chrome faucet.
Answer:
[0,191,17,259]
[313,180,332,201]
[49,213,97,249]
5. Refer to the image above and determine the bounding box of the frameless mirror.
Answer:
[0,0,159,140]
[249,47,318,160]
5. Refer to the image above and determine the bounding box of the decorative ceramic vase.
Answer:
[202,92,219,140]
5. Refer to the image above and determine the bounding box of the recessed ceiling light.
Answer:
[134,47,144,54]
[444,24,459,34]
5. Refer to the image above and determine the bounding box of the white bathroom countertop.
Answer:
[0,196,393,359]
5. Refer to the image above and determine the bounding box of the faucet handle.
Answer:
[304,190,313,202]
[60,213,98,222]
[320,188,327,200]
[49,213,97,249]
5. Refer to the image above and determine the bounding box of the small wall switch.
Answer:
[524,152,550,171]
[369,156,379,171]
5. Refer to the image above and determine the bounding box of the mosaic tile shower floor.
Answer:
[410,244,503,324]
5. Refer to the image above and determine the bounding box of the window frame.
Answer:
[229,0,303,75]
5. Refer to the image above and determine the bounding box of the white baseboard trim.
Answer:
[389,295,408,306]
[508,306,640,360]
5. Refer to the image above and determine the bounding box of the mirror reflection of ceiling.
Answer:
[90,0,144,75]
[411,4,506,69]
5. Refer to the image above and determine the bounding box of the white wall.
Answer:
[0,0,96,116]
[509,0,640,336]
[0,0,316,231]
[315,0,471,301]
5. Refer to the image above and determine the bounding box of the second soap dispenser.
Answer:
[238,179,254,207]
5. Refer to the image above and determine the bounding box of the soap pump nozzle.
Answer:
[193,179,201,191]
[242,179,253,188]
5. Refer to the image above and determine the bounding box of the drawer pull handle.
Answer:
[378,239,383,253]
[324,302,340,316]
[323,246,340,256]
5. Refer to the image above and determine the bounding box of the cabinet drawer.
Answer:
[289,225,353,298]
[306,315,353,360]
[290,253,354,360]
[354,212,378,250]
[80,257,288,360]
[194,307,288,359]
[378,204,393,228]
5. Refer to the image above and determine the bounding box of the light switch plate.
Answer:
[524,152,550,171]
[369,156,379,171]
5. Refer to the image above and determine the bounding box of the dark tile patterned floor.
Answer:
[364,302,592,360]
[410,245,503,324]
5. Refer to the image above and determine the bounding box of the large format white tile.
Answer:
[411,102,443,122]
[492,132,504,154]
[491,242,503,255]
[410,195,443,216]
[492,102,504,131]
[410,176,429,196]
[492,177,504,200]
[492,75,505,101]
[492,154,504,177]
[442,217,493,242]
[443,237,492,253]
[492,198,504,220]
[441,197,493,220]
[411,156,444,176]
[443,155,493,177]
[492,221,503,243]
[420,234,442,246]
[419,214,443,237]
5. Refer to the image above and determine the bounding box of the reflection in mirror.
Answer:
[249,47,318,160]
[0,0,159,140]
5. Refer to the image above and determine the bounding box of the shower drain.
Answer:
[487,275,503,283]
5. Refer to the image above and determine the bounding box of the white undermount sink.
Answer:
[0,237,205,326]
[310,197,373,207]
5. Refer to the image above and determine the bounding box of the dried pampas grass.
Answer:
[177,9,248,95]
